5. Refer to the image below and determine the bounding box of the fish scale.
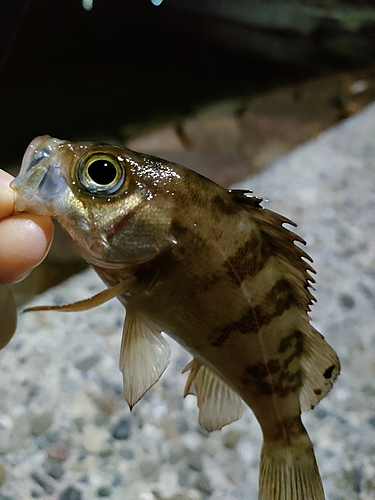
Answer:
[5,135,340,500]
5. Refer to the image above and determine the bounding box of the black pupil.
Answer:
[88,159,117,185]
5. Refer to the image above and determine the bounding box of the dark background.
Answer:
[1,0,374,164]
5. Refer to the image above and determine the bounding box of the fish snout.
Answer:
[10,136,66,215]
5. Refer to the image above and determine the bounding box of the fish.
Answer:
[9,135,340,500]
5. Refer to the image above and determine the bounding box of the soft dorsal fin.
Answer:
[299,324,340,410]
[120,307,170,409]
[23,280,129,313]
[0,284,17,350]
[233,196,340,410]
[183,358,243,431]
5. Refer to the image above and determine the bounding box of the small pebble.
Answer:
[31,412,54,436]
[97,486,111,497]
[0,465,6,486]
[339,293,356,310]
[47,442,71,461]
[223,429,241,449]
[82,425,108,454]
[166,439,187,464]
[187,450,202,472]
[195,474,213,496]
[112,473,123,486]
[30,472,55,495]
[74,354,101,371]
[140,458,160,481]
[112,419,130,440]
[315,408,328,420]
[46,462,65,480]
[353,467,362,494]
[59,486,83,500]
[119,447,135,460]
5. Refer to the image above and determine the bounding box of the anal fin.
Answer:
[120,308,170,409]
[183,358,243,431]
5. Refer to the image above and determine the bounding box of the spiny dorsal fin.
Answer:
[227,189,263,206]
[120,308,170,409]
[0,284,17,350]
[183,358,243,431]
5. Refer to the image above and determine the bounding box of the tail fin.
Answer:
[259,438,325,500]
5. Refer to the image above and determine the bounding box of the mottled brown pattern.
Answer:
[224,237,272,284]
[13,136,341,500]
[278,329,304,355]
[241,355,302,398]
[273,415,306,444]
[253,279,295,327]
[210,307,258,347]
[211,194,241,216]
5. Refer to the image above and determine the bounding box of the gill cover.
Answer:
[11,136,176,268]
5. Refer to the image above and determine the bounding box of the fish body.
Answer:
[10,136,340,500]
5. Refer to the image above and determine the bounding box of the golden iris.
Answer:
[76,152,126,195]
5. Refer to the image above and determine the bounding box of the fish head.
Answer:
[11,136,177,268]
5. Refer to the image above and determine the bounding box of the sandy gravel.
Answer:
[1,104,375,500]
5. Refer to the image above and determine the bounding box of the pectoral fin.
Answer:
[120,308,170,409]
[0,284,17,350]
[23,280,129,313]
[183,358,243,431]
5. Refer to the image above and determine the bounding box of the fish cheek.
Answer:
[104,202,174,264]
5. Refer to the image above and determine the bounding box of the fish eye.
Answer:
[76,153,126,195]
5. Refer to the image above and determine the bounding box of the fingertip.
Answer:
[0,169,14,186]
[0,214,54,283]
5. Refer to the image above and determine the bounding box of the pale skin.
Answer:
[0,169,54,283]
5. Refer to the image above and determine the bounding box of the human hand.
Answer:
[0,169,54,283]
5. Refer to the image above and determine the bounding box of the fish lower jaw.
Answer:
[13,196,54,216]
[79,245,149,270]
[79,248,131,270]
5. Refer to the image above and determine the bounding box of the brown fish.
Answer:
[9,136,340,500]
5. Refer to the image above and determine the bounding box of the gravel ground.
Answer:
[1,104,375,500]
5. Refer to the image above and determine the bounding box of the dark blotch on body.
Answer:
[323,364,335,379]
[269,279,295,315]
[278,329,303,355]
[211,194,240,216]
[210,307,258,347]
[224,236,272,284]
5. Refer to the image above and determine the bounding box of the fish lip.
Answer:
[10,136,68,215]
[10,161,61,215]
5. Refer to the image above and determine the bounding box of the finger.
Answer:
[0,214,54,283]
[0,169,14,186]
[0,170,15,219]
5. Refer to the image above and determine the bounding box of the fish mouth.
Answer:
[10,136,66,216]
